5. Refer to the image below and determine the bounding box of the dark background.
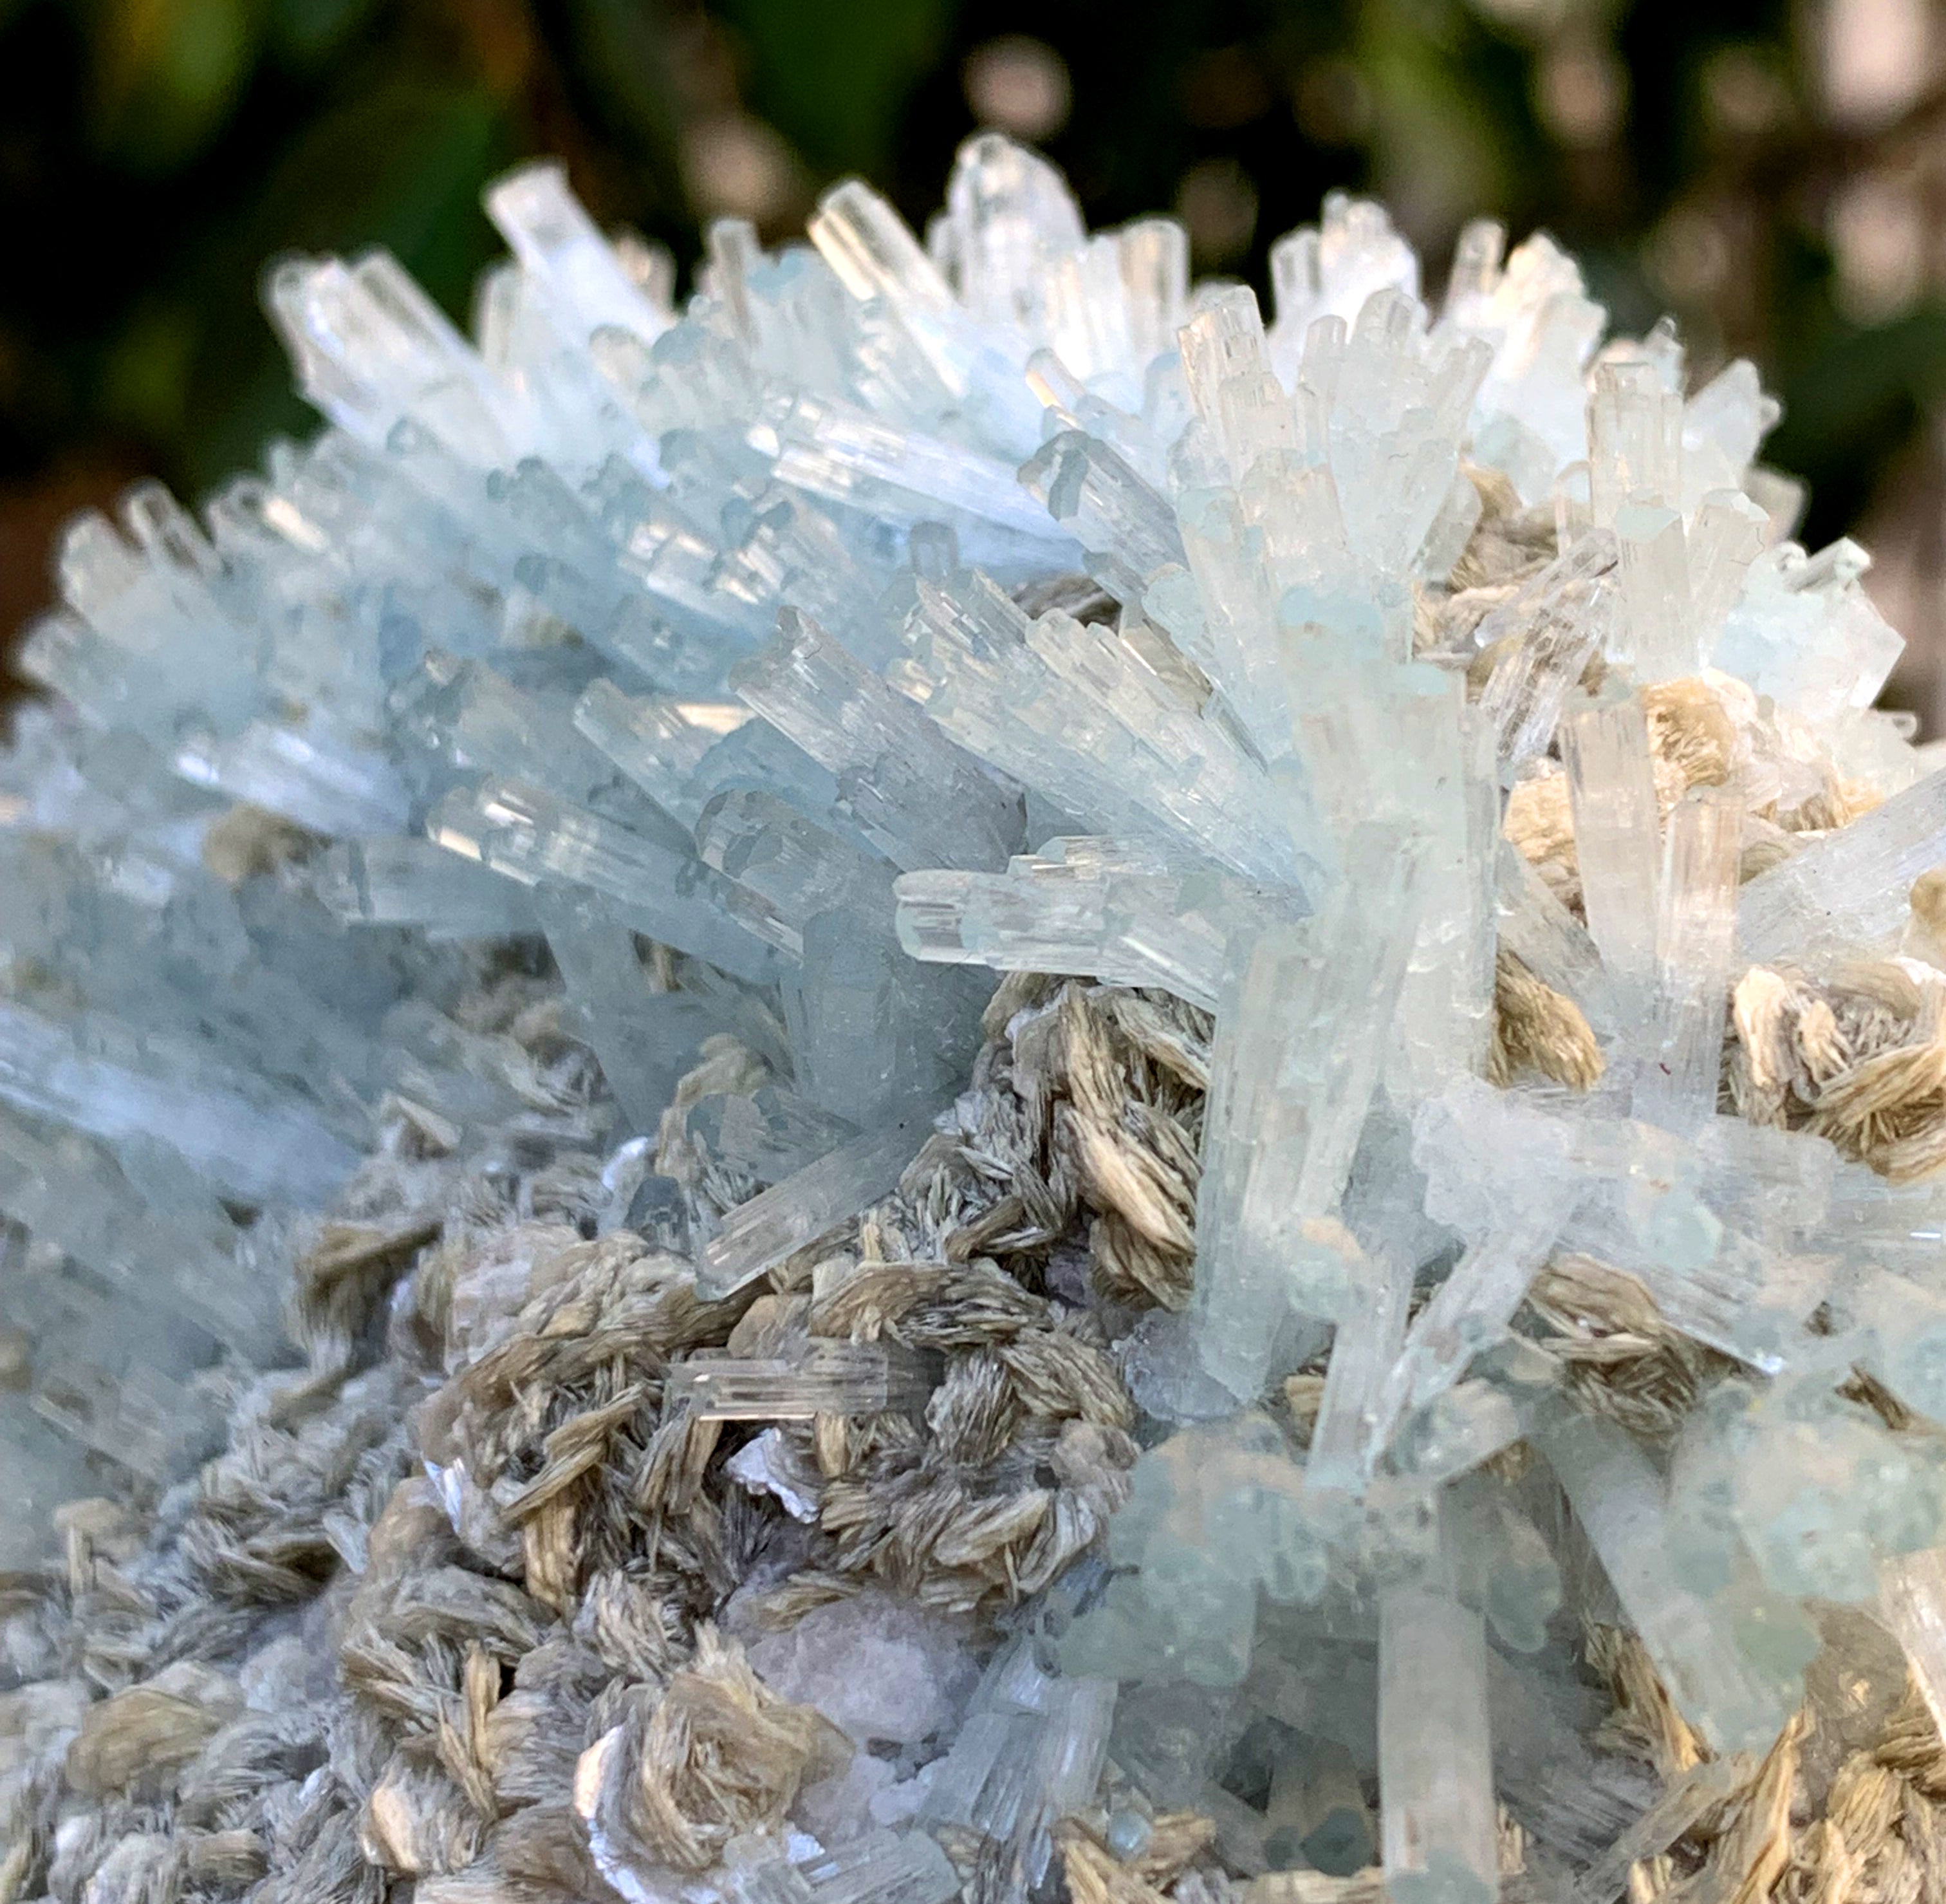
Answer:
[6,0,1946,720]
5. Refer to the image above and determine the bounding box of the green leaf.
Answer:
[98,299,198,441]
[714,0,956,178]
[90,0,260,173]
[266,0,380,66]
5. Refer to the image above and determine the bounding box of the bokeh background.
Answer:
[5,0,1946,718]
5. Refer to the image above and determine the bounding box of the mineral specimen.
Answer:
[3,129,1946,1904]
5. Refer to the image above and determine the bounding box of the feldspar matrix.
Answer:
[3,131,1946,1904]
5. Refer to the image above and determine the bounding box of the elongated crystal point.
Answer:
[810,180,956,313]
[893,839,1281,1009]
[1588,355,1682,525]
[1636,784,1741,1130]
[1475,534,1617,778]
[1560,694,1661,1028]
[1739,767,1946,963]
[667,1339,936,1417]
[486,162,674,344]
[734,606,1025,873]
[1195,831,1422,1394]
[698,1108,939,1298]
[1380,1582,1499,1904]
[429,774,791,982]
[1537,1410,1802,1753]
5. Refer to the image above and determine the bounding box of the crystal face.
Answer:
[6,127,1946,1904]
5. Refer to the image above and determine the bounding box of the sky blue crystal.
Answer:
[11,124,1946,1896]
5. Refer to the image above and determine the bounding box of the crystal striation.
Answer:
[3,124,1946,1904]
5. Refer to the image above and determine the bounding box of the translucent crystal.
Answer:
[1536,1409,1801,1753]
[0,1238,227,1480]
[1371,1184,1572,1445]
[1450,1482,1562,1652]
[1289,658,1496,1093]
[1738,767,1946,964]
[938,133,1087,334]
[317,835,539,936]
[687,1083,859,1182]
[573,680,840,837]
[918,1641,1116,1896]
[429,774,791,983]
[1587,355,1682,526]
[535,884,737,1135]
[1474,535,1617,779]
[1328,293,1490,578]
[1712,537,1904,727]
[810,169,1045,460]
[1017,430,1188,601]
[173,713,411,837]
[698,787,897,937]
[1265,1740,1374,1876]
[1494,841,1618,1034]
[1306,1243,1413,1495]
[1686,489,1770,647]
[485,162,674,346]
[1194,835,1422,1395]
[748,1590,976,1748]
[1267,195,1420,386]
[900,572,1321,892]
[1559,694,1661,1027]
[1852,1271,1946,1424]
[1612,501,1694,680]
[1682,358,1781,504]
[698,1110,938,1298]
[1378,1583,1498,1904]
[669,1341,936,1417]
[9,126,1946,1894]
[1118,1308,1248,1423]
[893,838,1282,1011]
[1876,1547,1946,1739]
[0,997,359,1208]
[1635,785,1742,1131]
[734,608,1024,873]
[0,1395,106,1571]
[266,249,522,464]
[798,1831,961,1904]
[755,391,1066,572]
[1686,1376,1940,1604]
[1391,1378,1526,1486]
[1441,225,1601,455]
[0,1103,271,1356]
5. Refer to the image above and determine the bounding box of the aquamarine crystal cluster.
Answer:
[10,130,1946,1904]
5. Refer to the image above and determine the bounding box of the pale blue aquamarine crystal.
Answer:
[11,122,1946,1904]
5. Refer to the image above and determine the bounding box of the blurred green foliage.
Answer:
[2,0,1942,565]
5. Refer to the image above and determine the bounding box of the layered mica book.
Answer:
[3,131,1946,1904]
